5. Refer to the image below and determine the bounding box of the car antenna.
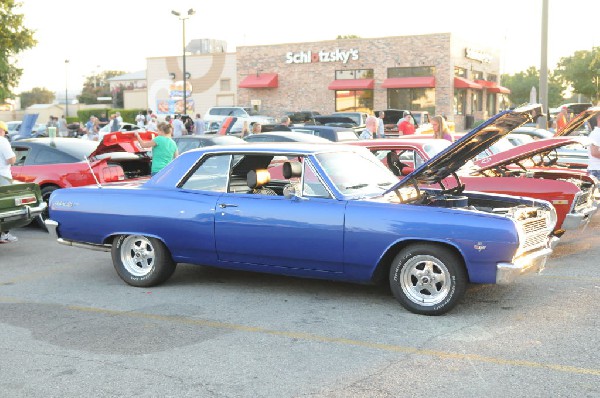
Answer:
[84,156,102,188]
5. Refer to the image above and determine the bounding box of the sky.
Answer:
[13,0,600,95]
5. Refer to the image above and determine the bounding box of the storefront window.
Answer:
[335,90,373,112]
[487,93,497,115]
[454,89,467,115]
[472,90,482,112]
[387,88,435,114]
[472,70,483,80]
[487,74,497,83]
[335,69,374,79]
[388,66,435,78]
[454,67,466,77]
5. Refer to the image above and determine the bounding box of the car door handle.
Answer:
[219,203,238,208]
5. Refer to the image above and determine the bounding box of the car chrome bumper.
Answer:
[496,237,559,284]
[561,204,598,230]
[1,202,47,222]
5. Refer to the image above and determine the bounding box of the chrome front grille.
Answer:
[520,216,549,252]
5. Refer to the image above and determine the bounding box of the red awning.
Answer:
[238,73,278,88]
[454,77,483,89]
[327,79,375,90]
[475,80,511,94]
[381,76,436,88]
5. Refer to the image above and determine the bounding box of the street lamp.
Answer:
[171,8,195,115]
[64,59,69,117]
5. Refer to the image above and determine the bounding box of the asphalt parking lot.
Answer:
[1,219,599,397]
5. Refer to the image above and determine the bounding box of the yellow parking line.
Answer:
[65,304,599,377]
[1,298,597,376]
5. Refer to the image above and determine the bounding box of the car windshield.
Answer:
[422,140,451,158]
[315,150,398,196]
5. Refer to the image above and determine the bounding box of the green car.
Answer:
[0,182,47,232]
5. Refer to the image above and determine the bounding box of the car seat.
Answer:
[247,169,277,195]
[386,151,407,176]
[282,161,302,196]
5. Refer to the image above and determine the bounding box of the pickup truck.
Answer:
[0,182,46,232]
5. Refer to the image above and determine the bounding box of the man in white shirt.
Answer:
[587,113,600,179]
[0,121,19,243]
[172,114,186,138]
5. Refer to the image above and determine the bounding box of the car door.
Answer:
[214,157,346,272]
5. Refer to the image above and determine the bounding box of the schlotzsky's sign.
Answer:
[285,49,359,64]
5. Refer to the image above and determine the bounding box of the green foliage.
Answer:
[19,87,55,108]
[336,35,360,39]
[77,70,125,105]
[501,67,564,107]
[76,108,143,124]
[555,47,600,104]
[0,0,36,100]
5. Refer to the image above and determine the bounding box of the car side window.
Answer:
[181,155,230,192]
[33,148,73,164]
[302,161,331,199]
[12,147,29,165]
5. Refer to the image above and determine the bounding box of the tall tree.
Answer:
[77,70,125,105]
[555,47,600,104]
[502,67,564,107]
[19,87,55,108]
[0,0,36,100]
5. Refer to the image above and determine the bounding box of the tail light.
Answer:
[101,165,125,182]
[15,195,38,206]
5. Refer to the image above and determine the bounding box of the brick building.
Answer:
[147,32,509,130]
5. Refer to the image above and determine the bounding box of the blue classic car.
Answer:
[46,105,558,315]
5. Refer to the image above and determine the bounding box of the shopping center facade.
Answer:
[146,32,510,130]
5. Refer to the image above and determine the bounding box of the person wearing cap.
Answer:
[0,121,19,243]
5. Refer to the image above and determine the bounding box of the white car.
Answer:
[204,106,275,132]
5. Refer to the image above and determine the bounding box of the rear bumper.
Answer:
[0,202,46,223]
[496,237,559,284]
[45,219,111,252]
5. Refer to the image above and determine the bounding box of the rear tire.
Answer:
[111,235,176,287]
[389,243,467,315]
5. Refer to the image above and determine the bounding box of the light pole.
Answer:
[64,59,69,117]
[171,8,195,115]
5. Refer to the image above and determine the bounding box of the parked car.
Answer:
[8,123,48,141]
[244,131,330,143]
[46,108,557,315]
[98,122,142,140]
[0,181,46,232]
[510,126,554,140]
[284,111,321,125]
[204,106,275,133]
[331,111,369,129]
[10,133,154,227]
[291,126,358,142]
[353,135,596,235]
[173,135,246,154]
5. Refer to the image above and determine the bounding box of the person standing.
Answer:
[376,111,386,138]
[58,115,68,137]
[359,116,377,140]
[555,106,569,133]
[193,114,205,135]
[135,112,146,128]
[134,122,178,176]
[587,113,600,179]
[172,114,186,138]
[397,114,415,136]
[146,117,158,132]
[109,114,120,132]
[0,121,18,243]
[431,115,453,142]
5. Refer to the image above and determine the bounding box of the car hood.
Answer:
[384,104,543,193]
[554,107,600,136]
[473,137,585,171]
[89,131,155,157]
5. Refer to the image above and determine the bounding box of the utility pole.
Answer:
[539,0,549,128]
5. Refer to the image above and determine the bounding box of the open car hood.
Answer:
[473,137,584,171]
[384,104,543,193]
[554,107,600,136]
[89,131,155,157]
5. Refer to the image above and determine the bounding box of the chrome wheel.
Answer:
[399,254,451,306]
[120,235,156,277]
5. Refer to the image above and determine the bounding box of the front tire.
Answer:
[111,235,176,287]
[389,243,467,316]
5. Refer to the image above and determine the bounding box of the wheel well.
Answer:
[371,240,465,285]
